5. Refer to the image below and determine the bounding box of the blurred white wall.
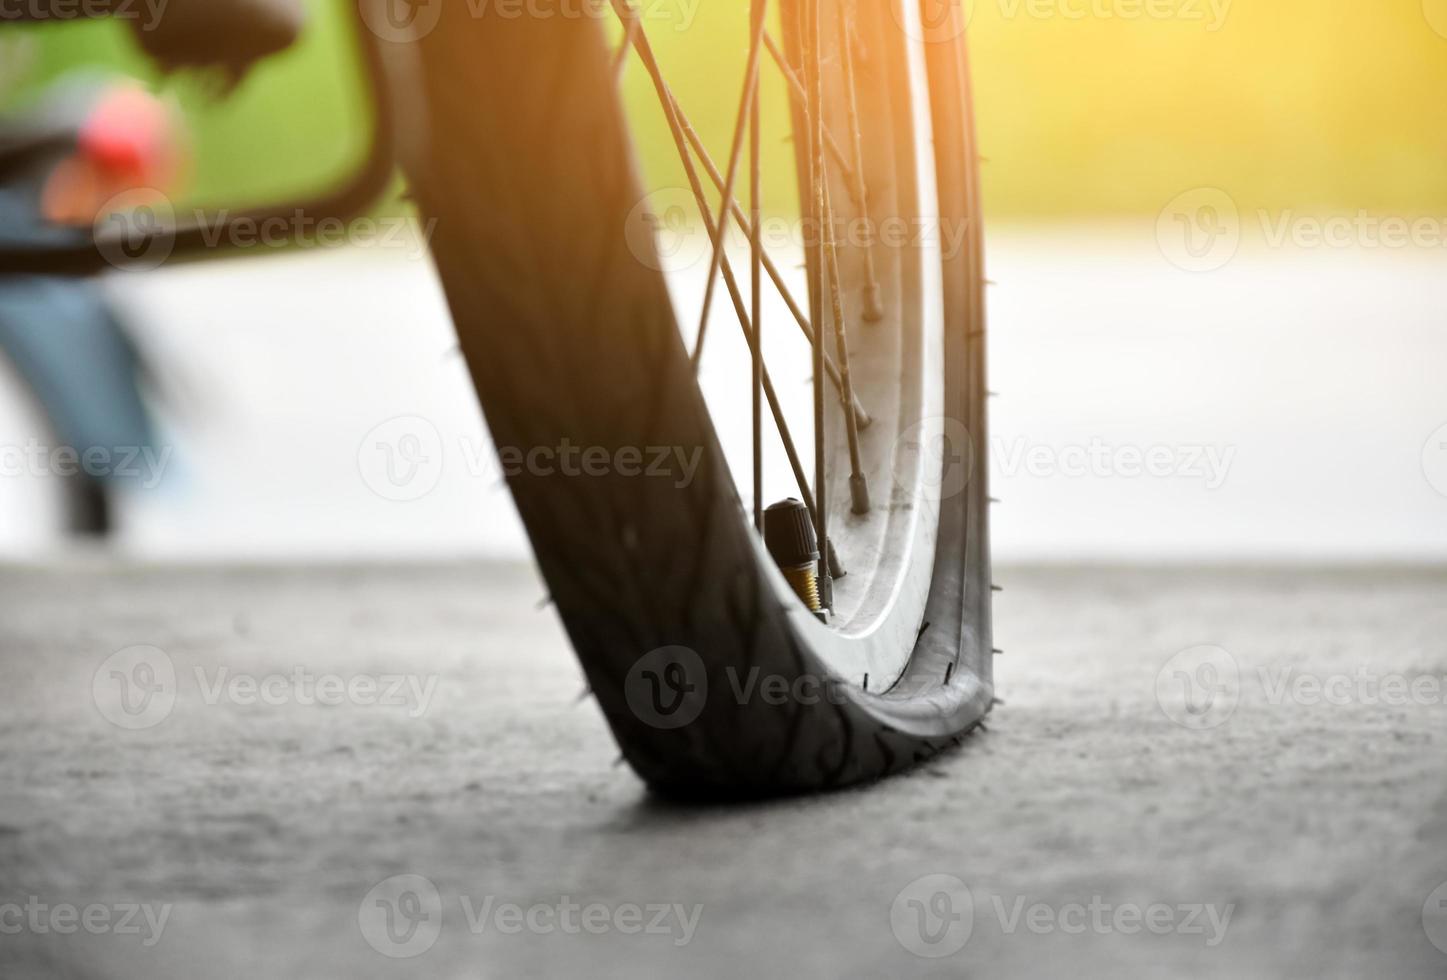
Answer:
[0,227,1443,561]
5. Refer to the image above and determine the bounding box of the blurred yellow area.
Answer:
[963,0,1447,218]
[5,0,1446,219]
[630,0,1447,219]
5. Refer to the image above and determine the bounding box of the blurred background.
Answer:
[1,0,1444,560]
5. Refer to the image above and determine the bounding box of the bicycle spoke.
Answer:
[838,3,883,322]
[804,0,830,603]
[762,31,857,200]
[612,0,877,569]
[609,0,821,528]
[690,0,770,370]
[669,90,871,429]
[821,174,870,514]
[750,0,764,531]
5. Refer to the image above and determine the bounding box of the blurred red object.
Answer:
[41,83,189,226]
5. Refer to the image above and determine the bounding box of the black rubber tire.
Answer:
[398,0,992,798]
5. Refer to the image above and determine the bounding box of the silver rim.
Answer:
[615,0,944,689]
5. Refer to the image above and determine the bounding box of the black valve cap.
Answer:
[763,498,820,568]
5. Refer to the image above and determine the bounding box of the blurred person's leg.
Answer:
[0,77,180,538]
[0,274,156,537]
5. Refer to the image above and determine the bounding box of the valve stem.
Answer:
[765,498,827,620]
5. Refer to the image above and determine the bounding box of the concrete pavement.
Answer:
[1,560,1444,978]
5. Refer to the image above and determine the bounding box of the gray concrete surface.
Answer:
[2,560,1445,978]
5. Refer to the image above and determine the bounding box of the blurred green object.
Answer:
[0,0,371,210]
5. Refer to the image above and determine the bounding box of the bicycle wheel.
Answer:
[396,0,992,797]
